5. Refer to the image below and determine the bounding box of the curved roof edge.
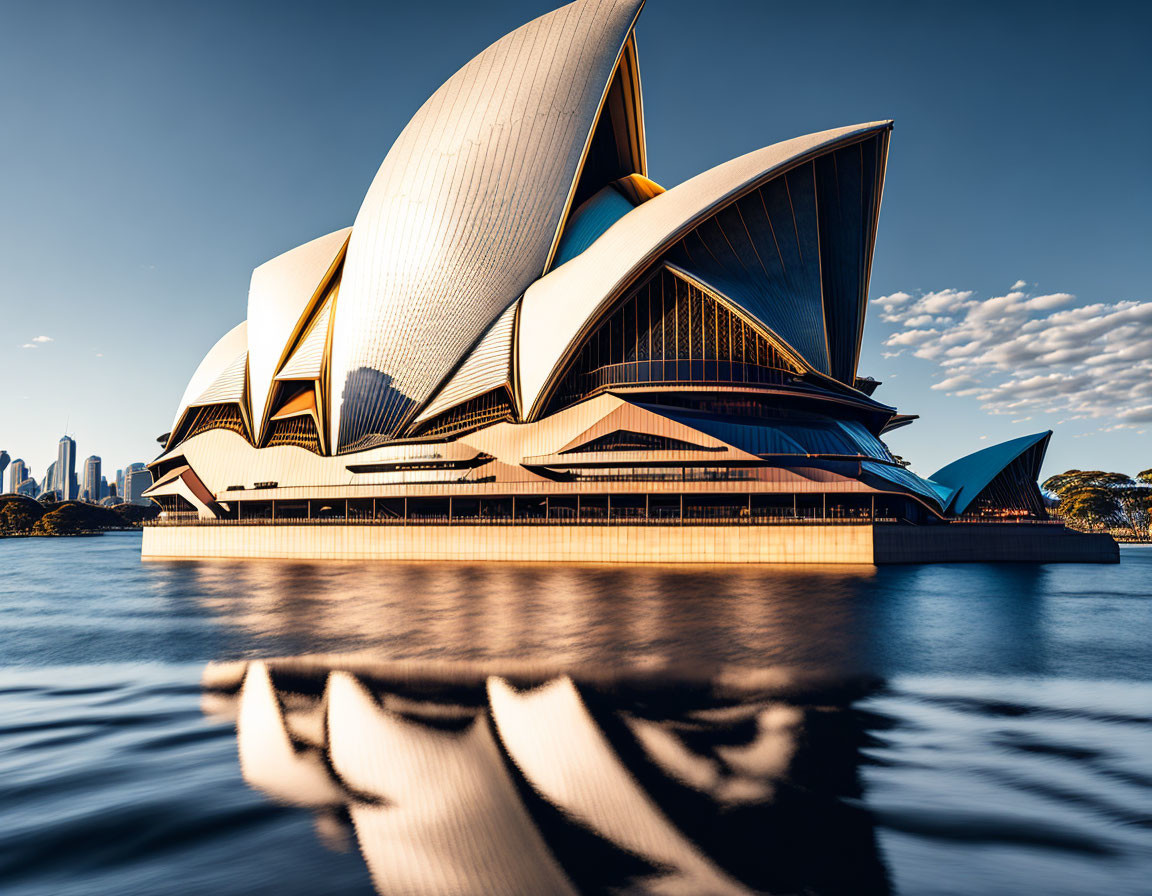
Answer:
[517,121,893,420]
[169,321,248,439]
[276,288,336,382]
[248,228,350,445]
[193,349,248,407]
[929,431,1052,515]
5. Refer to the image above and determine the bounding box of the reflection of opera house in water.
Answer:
[143,0,1114,563]
[204,658,890,895]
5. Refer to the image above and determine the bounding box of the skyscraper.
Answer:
[0,451,9,489]
[82,456,102,503]
[42,460,57,498]
[57,436,77,501]
[116,469,124,497]
[16,477,38,497]
[123,463,152,505]
[7,458,26,494]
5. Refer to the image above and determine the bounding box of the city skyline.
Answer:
[1,0,1148,480]
[2,431,149,504]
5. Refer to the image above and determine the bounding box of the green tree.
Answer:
[1116,484,1151,534]
[31,502,123,536]
[112,503,160,525]
[33,505,88,535]
[1060,486,1121,529]
[1043,469,1150,534]
[0,502,39,533]
[0,495,46,534]
[1123,470,1152,535]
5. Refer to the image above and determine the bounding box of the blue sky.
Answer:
[1,0,1149,482]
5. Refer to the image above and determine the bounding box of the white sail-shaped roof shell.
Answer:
[517,122,892,419]
[275,289,334,383]
[247,228,349,443]
[193,349,247,406]
[414,300,518,425]
[330,0,646,450]
[170,321,248,435]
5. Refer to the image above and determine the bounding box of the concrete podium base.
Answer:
[142,522,1117,564]
[872,523,1117,564]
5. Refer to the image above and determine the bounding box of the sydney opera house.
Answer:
[143,0,1114,563]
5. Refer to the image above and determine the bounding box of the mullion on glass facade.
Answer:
[267,414,323,453]
[183,404,247,443]
[549,267,803,411]
[414,388,515,438]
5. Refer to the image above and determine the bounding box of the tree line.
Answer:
[1042,469,1152,537]
[0,494,159,536]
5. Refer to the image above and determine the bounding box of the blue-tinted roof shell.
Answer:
[929,431,1052,515]
[860,460,953,511]
[551,185,637,268]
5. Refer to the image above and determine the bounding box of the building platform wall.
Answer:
[142,523,874,564]
[141,523,1118,564]
[873,523,1118,564]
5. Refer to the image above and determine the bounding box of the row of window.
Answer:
[212,493,924,524]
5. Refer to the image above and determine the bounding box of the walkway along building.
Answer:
[143,0,1115,564]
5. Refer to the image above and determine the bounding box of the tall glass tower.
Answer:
[82,456,102,503]
[9,458,28,493]
[123,462,151,505]
[57,436,77,501]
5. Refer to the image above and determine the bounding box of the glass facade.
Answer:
[178,403,248,444]
[412,387,515,439]
[549,267,803,413]
[266,415,323,453]
[560,430,722,454]
[665,131,888,384]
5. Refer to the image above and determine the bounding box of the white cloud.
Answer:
[20,343,36,349]
[1115,404,1152,424]
[873,290,913,309]
[1024,293,1074,311]
[931,374,980,391]
[875,281,1152,430]
[886,328,939,347]
[919,289,975,315]
[32,335,53,343]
